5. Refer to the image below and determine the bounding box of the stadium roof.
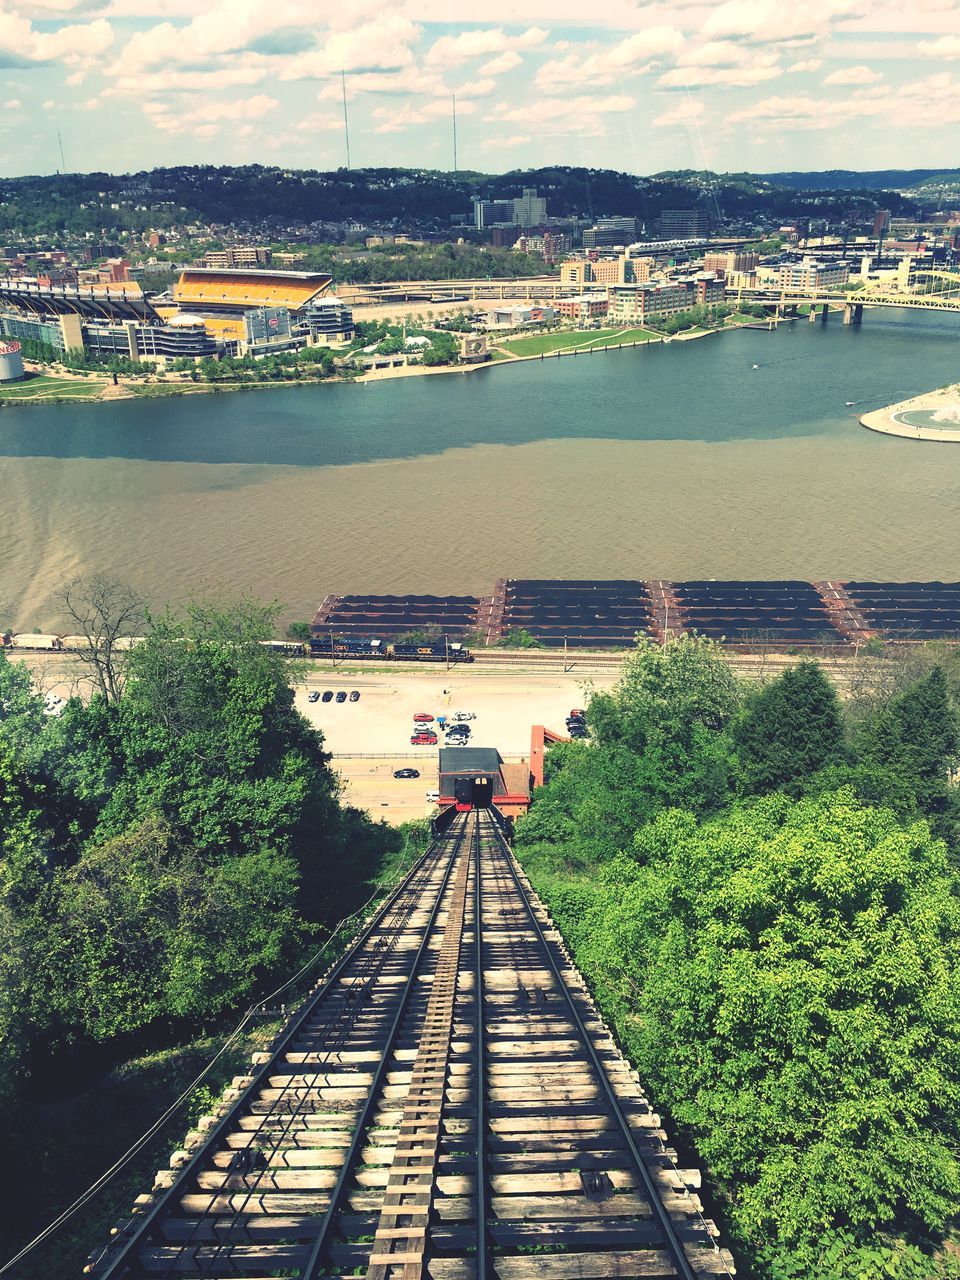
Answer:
[0,277,159,323]
[173,268,333,313]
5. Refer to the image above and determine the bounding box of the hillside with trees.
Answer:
[0,586,412,1264]
[517,637,960,1280]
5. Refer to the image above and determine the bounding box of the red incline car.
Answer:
[411,732,438,745]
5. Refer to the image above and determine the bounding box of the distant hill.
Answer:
[762,169,960,191]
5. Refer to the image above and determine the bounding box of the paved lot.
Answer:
[293,666,617,824]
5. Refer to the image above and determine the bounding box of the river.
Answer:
[2,308,959,631]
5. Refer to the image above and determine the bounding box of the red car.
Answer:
[413,712,434,723]
[570,708,585,718]
[411,732,438,745]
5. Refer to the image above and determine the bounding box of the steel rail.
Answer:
[185,844,448,1280]
[472,815,491,1280]
[91,820,463,1280]
[482,810,704,1280]
[300,815,471,1280]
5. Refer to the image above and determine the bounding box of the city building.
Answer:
[513,187,547,229]
[0,339,24,382]
[541,230,572,263]
[200,246,272,269]
[872,209,891,238]
[472,198,515,230]
[558,294,608,323]
[487,304,556,328]
[560,259,591,286]
[658,209,711,238]
[757,257,851,291]
[582,217,639,250]
[702,250,760,276]
[607,274,724,324]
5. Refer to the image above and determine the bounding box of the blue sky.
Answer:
[3,0,960,178]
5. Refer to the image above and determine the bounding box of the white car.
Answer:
[425,790,440,802]
[450,711,476,722]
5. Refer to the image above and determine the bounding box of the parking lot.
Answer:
[293,666,616,822]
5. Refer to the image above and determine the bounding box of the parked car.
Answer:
[321,690,334,703]
[413,712,434,723]
[335,691,347,703]
[425,790,440,802]
[569,727,589,739]
[307,691,320,703]
[349,690,360,702]
[394,768,420,779]
[570,708,585,718]
[411,732,438,745]
[451,711,476,722]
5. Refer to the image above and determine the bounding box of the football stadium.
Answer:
[0,267,353,364]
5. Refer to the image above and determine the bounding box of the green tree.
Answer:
[556,790,960,1264]
[860,667,959,817]
[733,662,845,794]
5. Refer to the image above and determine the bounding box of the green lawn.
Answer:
[0,374,107,401]
[499,327,659,357]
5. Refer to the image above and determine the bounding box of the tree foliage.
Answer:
[517,641,960,1279]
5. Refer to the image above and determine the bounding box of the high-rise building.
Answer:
[872,209,891,238]
[658,209,711,238]
[472,198,515,229]
[703,251,760,276]
[512,187,547,229]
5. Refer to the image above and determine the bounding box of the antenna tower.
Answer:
[452,94,458,173]
[57,129,66,173]
[341,71,351,169]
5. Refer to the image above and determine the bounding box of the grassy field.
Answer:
[0,374,107,401]
[498,327,660,358]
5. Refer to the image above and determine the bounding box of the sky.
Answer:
[3,0,960,178]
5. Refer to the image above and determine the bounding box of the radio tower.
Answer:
[452,94,458,173]
[341,71,351,169]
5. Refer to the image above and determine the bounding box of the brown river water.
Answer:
[2,310,960,632]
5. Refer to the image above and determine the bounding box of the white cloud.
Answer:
[536,27,681,88]
[494,92,635,136]
[479,50,523,76]
[653,97,705,126]
[144,92,278,134]
[425,26,547,69]
[0,12,113,67]
[917,34,960,59]
[455,77,496,99]
[480,133,529,148]
[317,68,446,99]
[823,63,882,84]
[725,93,834,129]
[659,42,780,87]
[703,0,863,46]
[280,13,421,80]
[373,97,475,133]
[787,57,823,72]
[2,98,21,109]
[296,112,343,132]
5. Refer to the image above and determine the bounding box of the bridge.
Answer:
[84,808,732,1280]
[338,278,580,306]
[736,280,960,319]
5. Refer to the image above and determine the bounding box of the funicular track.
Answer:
[88,811,733,1280]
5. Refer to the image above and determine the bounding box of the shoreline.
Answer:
[860,384,960,442]
[0,318,761,406]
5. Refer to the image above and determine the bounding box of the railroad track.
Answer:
[88,811,733,1280]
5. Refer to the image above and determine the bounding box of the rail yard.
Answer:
[84,809,732,1280]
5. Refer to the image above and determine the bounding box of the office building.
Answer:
[558,294,608,323]
[513,188,547,229]
[473,198,515,230]
[703,251,760,276]
[872,209,891,238]
[607,274,724,324]
[758,257,851,291]
[582,217,639,250]
[658,209,711,238]
[200,246,272,269]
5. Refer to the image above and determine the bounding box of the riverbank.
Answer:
[861,383,960,442]
[0,317,757,404]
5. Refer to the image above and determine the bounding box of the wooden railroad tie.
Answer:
[366,827,474,1280]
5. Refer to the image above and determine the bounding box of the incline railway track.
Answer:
[88,811,733,1280]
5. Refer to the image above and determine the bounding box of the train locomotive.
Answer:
[308,637,474,663]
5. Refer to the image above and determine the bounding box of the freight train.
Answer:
[2,634,473,664]
[308,637,474,663]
